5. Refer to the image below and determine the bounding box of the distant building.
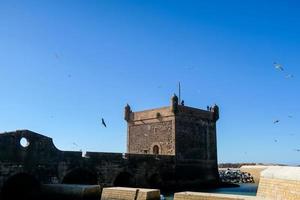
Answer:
[125,94,219,160]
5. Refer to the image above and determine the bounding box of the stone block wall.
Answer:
[174,192,256,200]
[127,107,176,155]
[257,166,300,200]
[125,102,220,185]
[128,120,174,155]
[175,108,217,160]
[126,104,218,161]
[101,187,160,200]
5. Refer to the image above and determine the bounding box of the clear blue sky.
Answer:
[0,0,299,165]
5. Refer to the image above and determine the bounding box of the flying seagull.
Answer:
[285,74,294,78]
[101,118,107,127]
[185,66,195,70]
[72,142,82,151]
[273,119,280,124]
[273,62,284,71]
[54,53,60,60]
[72,142,79,147]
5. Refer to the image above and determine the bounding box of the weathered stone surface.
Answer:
[126,98,218,161]
[40,184,102,200]
[126,100,219,184]
[174,192,258,200]
[0,129,218,196]
[257,166,300,200]
[0,130,178,194]
[101,187,160,200]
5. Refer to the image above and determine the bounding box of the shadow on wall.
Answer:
[148,173,163,188]
[62,168,98,185]
[113,172,134,187]
[1,173,41,200]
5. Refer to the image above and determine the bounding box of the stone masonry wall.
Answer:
[126,104,219,185]
[175,106,217,161]
[127,107,175,155]
[101,187,160,200]
[128,121,174,155]
[0,130,178,192]
[257,177,300,200]
[257,166,300,200]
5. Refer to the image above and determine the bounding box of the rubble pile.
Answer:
[219,168,255,184]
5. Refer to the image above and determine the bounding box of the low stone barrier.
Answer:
[257,166,300,200]
[174,192,258,200]
[175,166,300,200]
[41,184,102,200]
[101,187,160,200]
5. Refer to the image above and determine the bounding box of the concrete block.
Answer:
[101,187,160,200]
[174,191,258,200]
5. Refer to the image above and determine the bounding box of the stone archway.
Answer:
[62,168,98,185]
[148,173,163,188]
[113,172,134,187]
[153,145,159,155]
[151,143,162,155]
[1,173,40,200]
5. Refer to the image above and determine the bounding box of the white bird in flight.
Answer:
[273,62,284,71]
[285,74,294,79]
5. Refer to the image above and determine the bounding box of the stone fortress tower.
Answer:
[125,94,219,161]
[0,94,220,197]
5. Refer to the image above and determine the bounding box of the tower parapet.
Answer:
[124,104,132,122]
[170,94,179,114]
[211,104,219,121]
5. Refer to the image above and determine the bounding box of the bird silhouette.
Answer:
[101,118,107,127]
[72,142,82,151]
[72,142,79,147]
[273,62,284,71]
[54,53,61,60]
[273,119,280,124]
[285,74,294,79]
[294,149,300,152]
